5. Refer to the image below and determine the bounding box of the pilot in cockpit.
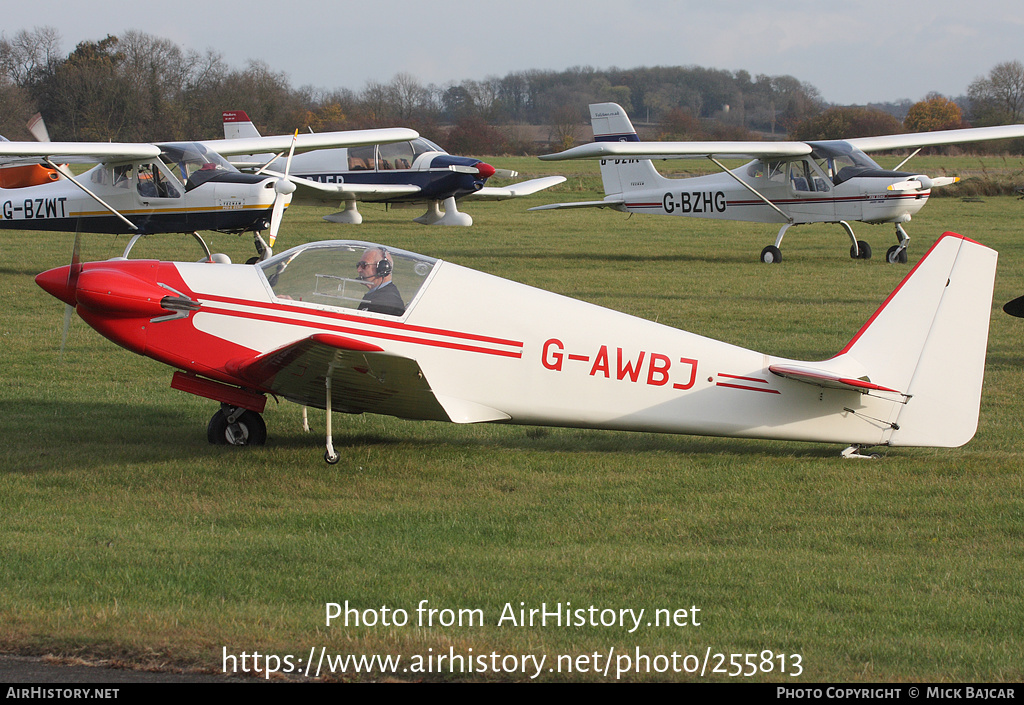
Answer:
[356,247,405,316]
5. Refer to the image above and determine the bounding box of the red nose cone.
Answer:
[36,265,77,306]
[476,162,496,179]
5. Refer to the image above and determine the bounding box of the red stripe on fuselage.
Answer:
[198,295,524,359]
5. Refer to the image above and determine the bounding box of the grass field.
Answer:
[1,157,1022,682]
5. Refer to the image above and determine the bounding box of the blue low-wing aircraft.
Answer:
[223,111,565,226]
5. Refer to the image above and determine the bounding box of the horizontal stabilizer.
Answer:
[469,176,567,200]
[769,364,903,396]
[529,198,627,211]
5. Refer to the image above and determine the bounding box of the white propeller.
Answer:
[267,130,299,247]
[888,175,960,191]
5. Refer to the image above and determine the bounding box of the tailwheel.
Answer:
[207,406,267,446]
[886,244,908,264]
[850,241,872,260]
[760,245,782,264]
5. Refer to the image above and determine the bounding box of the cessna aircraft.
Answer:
[223,110,565,226]
[37,231,995,462]
[533,102,1024,263]
[0,124,419,257]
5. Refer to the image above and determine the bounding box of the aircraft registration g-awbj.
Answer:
[534,102,1024,264]
[37,232,995,462]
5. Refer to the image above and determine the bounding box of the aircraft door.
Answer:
[134,161,183,205]
[785,158,835,224]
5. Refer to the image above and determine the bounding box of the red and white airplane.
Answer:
[223,111,565,226]
[37,232,995,462]
[534,102,1024,264]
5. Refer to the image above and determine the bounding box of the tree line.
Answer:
[2,27,1023,154]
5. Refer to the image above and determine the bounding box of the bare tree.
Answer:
[968,60,1024,125]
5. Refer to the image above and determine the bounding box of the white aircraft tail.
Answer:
[834,233,997,447]
[223,110,262,139]
[589,102,665,197]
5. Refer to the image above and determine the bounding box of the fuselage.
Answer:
[0,142,282,235]
[259,139,494,203]
[36,241,918,448]
[608,142,930,226]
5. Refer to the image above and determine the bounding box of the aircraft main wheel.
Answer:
[325,450,340,465]
[850,241,872,260]
[207,409,267,446]
[886,245,908,264]
[760,245,782,264]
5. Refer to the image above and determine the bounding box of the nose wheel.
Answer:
[886,224,910,264]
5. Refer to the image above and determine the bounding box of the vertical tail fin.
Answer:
[836,233,997,447]
[589,102,664,197]
[222,110,262,139]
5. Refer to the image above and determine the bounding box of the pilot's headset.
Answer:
[373,247,393,278]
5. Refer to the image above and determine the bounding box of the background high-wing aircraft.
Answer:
[37,232,995,462]
[223,110,565,226]
[0,125,419,258]
[533,102,1024,264]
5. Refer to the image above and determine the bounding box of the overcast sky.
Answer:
[5,0,1022,106]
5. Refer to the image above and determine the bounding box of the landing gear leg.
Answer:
[251,231,272,264]
[323,364,339,464]
[414,200,445,225]
[121,232,146,258]
[323,200,363,224]
[760,224,790,263]
[843,221,871,260]
[886,224,910,264]
[191,231,213,262]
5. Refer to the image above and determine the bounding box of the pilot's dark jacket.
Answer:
[358,281,405,316]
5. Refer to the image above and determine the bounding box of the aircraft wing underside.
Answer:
[227,333,452,421]
[270,172,422,199]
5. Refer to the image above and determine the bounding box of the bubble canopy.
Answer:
[258,241,438,317]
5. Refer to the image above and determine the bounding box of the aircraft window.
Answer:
[378,141,415,170]
[766,160,787,186]
[136,163,181,199]
[789,161,817,192]
[111,164,134,189]
[348,145,376,171]
[89,165,111,186]
[259,241,437,317]
[159,142,237,191]
[411,137,445,156]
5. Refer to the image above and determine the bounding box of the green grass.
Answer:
[1,157,1022,681]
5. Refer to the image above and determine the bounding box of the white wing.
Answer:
[0,141,162,165]
[539,141,812,161]
[200,127,419,157]
[847,124,1024,152]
